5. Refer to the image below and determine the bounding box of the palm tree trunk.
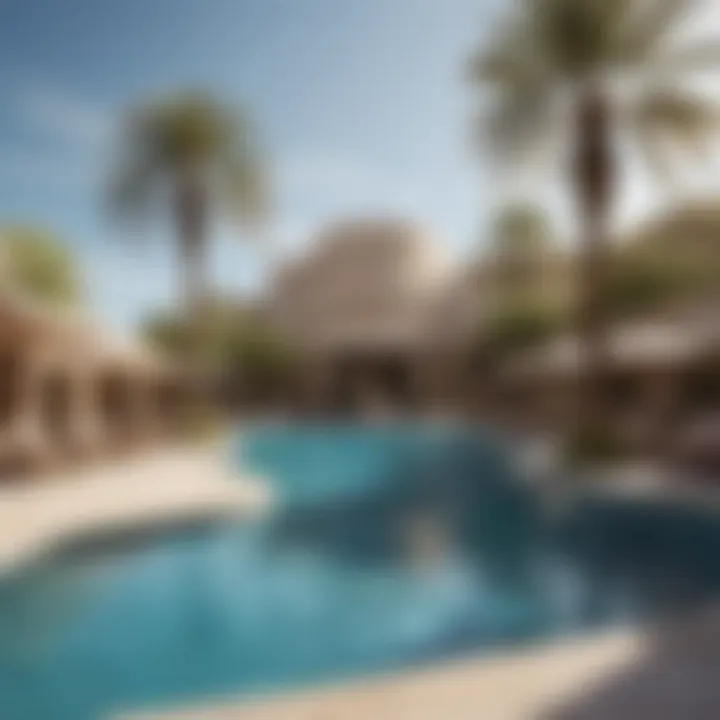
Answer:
[572,84,614,435]
[175,172,208,367]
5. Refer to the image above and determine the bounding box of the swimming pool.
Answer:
[1,424,720,720]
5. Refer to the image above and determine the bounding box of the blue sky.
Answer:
[0,0,496,327]
[0,0,717,328]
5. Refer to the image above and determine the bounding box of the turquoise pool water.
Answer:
[1,424,720,719]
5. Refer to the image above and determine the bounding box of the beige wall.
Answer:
[268,219,456,357]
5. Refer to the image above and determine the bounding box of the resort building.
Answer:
[264,212,719,465]
[267,219,486,412]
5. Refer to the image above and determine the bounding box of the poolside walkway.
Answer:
[0,444,271,573]
[126,631,643,720]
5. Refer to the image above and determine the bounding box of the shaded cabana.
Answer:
[0,291,187,478]
[500,308,720,454]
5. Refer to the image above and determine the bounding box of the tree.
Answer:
[604,254,697,319]
[109,92,269,364]
[490,204,553,310]
[622,200,720,296]
[227,319,298,405]
[144,297,250,367]
[473,301,566,370]
[0,227,81,305]
[143,313,195,358]
[471,0,720,431]
[493,204,551,258]
[143,304,297,407]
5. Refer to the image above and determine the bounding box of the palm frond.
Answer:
[481,87,557,167]
[141,93,235,171]
[614,0,698,65]
[533,0,624,77]
[109,93,269,228]
[470,0,720,181]
[634,88,720,146]
[469,10,547,88]
[470,46,530,87]
[631,88,720,173]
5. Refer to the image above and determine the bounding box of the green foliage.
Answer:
[493,204,552,258]
[472,0,720,442]
[110,92,268,228]
[604,258,694,319]
[144,315,193,356]
[227,318,299,404]
[472,0,720,171]
[143,304,297,403]
[475,302,566,366]
[605,206,720,319]
[473,206,563,369]
[144,302,239,363]
[0,227,81,305]
[110,92,269,369]
[565,423,631,465]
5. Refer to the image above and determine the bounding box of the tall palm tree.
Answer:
[110,92,268,364]
[471,0,720,433]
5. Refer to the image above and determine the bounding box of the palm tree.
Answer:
[110,92,268,364]
[471,0,720,434]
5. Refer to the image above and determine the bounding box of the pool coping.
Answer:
[120,630,643,720]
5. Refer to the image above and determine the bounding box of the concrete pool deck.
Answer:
[125,631,644,720]
[0,444,271,573]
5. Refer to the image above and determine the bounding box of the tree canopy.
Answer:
[471,0,720,170]
[143,302,297,403]
[110,92,269,232]
[492,204,552,258]
[0,227,82,305]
